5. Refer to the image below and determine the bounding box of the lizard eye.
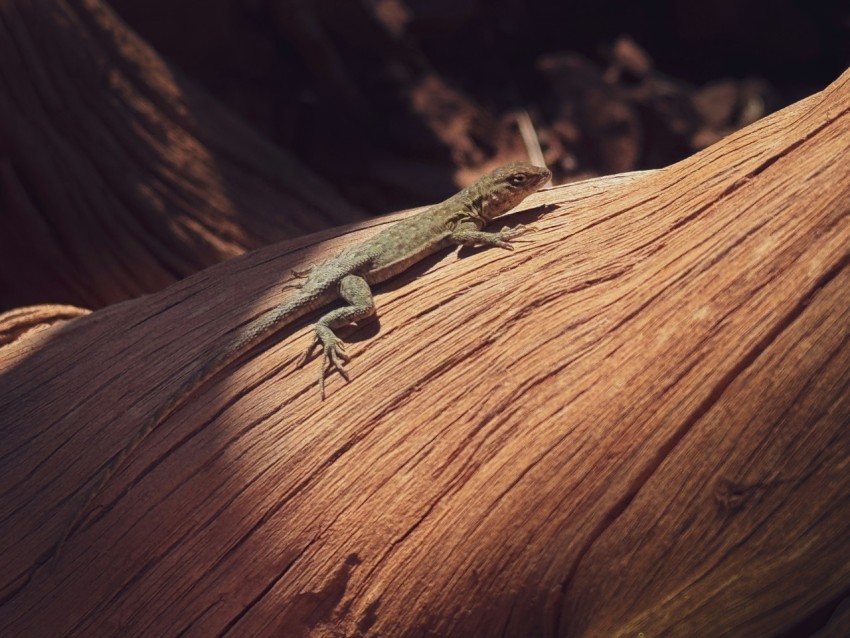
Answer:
[509,174,527,185]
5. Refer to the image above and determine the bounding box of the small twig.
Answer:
[516,110,547,175]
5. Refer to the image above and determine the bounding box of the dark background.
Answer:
[104,0,849,214]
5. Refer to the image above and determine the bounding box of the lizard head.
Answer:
[475,162,551,220]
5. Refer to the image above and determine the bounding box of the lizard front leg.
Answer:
[448,223,535,250]
[311,273,375,397]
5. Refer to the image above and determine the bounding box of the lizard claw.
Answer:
[299,335,321,367]
[292,266,313,279]
[494,223,536,249]
[500,223,536,237]
[284,266,313,291]
[318,334,350,398]
[324,336,350,372]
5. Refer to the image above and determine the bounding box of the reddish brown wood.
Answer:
[0,0,364,311]
[1,68,849,637]
[0,304,89,347]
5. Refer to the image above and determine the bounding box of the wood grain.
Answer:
[0,0,364,310]
[1,68,849,637]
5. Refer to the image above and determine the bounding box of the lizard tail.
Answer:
[50,296,320,568]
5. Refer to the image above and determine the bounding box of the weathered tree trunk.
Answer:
[1,68,849,637]
[0,0,364,311]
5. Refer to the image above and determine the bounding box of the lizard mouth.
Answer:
[534,169,552,188]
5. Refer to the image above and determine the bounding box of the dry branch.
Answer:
[1,68,849,637]
[0,0,364,311]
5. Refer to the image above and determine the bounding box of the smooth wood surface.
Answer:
[1,68,849,637]
[0,0,364,310]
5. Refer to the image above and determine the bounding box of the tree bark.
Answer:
[1,67,849,637]
[0,0,364,311]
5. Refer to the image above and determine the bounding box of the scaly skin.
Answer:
[52,162,550,564]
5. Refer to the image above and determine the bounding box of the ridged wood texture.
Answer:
[1,67,849,637]
[0,0,364,310]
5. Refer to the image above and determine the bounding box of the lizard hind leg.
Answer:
[311,274,376,398]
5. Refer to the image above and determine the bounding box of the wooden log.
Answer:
[0,304,89,348]
[1,67,849,637]
[0,0,364,311]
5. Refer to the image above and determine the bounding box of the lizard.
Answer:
[52,161,551,564]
